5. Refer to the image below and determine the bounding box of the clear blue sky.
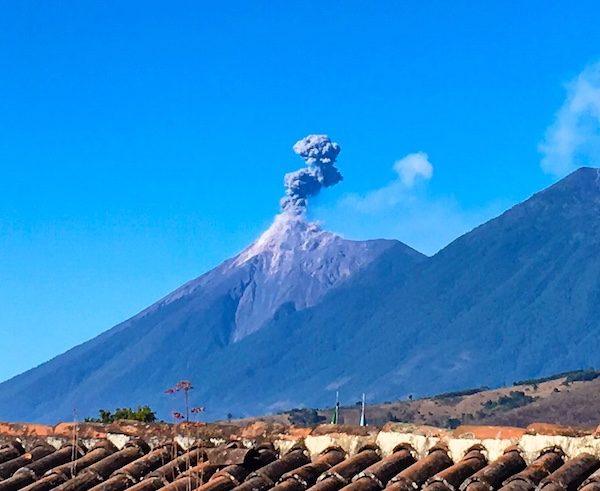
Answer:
[1,1,600,382]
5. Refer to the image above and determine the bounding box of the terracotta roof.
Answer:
[0,423,600,491]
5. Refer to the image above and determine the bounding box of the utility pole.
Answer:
[359,393,366,427]
[331,391,340,424]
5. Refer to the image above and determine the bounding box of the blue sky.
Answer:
[1,1,600,381]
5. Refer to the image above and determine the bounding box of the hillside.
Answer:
[269,369,600,429]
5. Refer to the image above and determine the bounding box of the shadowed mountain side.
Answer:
[184,167,600,415]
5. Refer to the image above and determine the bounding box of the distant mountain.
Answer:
[0,212,414,422]
[2,168,600,424]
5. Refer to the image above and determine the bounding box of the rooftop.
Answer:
[1,421,600,491]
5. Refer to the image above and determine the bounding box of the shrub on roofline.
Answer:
[84,405,157,423]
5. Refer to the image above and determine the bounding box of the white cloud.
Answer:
[342,152,433,213]
[540,62,600,177]
[315,153,506,255]
[395,152,434,187]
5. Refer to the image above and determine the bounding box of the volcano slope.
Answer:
[0,214,421,422]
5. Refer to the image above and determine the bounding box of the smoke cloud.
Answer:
[281,135,343,212]
[540,62,600,177]
[394,152,434,187]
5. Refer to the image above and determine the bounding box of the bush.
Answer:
[285,408,326,426]
[432,387,489,400]
[445,418,462,429]
[482,391,535,411]
[514,368,598,387]
[564,369,600,384]
[85,405,156,423]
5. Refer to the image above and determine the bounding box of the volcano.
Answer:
[2,134,600,423]
[0,210,421,422]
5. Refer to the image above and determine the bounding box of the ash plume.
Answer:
[281,135,343,213]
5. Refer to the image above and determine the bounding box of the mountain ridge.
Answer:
[1,167,599,423]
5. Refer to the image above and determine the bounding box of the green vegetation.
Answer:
[513,368,599,386]
[285,408,327,426]
[445,418,462,429]
[563,369,600,383]
[432,387,490,399]
[483,391,535,411]
[85,406,156,423]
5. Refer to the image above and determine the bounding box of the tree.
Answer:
[85,406,156,423]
